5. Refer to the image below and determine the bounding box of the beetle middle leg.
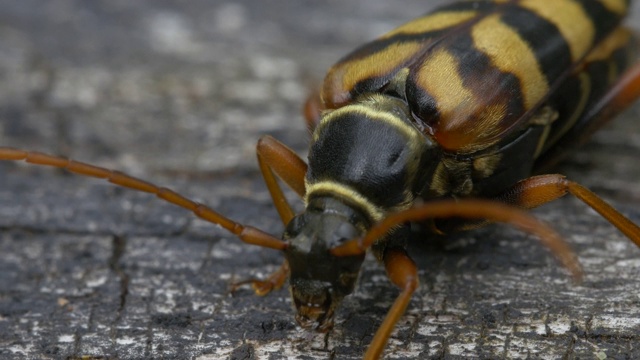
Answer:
[433,175,640,248]
[491,174,640,246]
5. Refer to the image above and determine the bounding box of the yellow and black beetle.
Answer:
[1,0,639,359]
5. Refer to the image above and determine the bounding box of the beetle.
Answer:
[1,0,640,359]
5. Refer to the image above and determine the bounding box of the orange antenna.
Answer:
[332,199,583,280]
[0,147,287,251]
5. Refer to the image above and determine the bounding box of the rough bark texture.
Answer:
[0,1,639,359]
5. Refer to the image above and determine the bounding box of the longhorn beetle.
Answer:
[1,0,640,359]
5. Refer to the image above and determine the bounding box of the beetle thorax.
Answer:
[305,94,439,222]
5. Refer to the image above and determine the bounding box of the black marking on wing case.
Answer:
[579,0,628,43]
[499,4,573,82]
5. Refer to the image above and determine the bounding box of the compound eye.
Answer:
[331,221,359,248]
[284,214,306,239]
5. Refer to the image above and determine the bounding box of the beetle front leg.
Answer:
[364,247,418,360]
[256,134,307,225]
[230,260,290,296]
[232,135,307,295]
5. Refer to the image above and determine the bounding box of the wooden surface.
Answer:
[0,1,639,359]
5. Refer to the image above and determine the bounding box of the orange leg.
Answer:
[493,174,640,248]
[364,248,418,360]
[256,135,307,224]
[230,261,290,296]
[303,86,324,133]
[436,174,640,249]
[234,135,308,295]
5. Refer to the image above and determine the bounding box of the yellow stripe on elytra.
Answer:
[414,47,510,151]
[315,102,422,145]
[304,181,385,222]
[597,0,628,15]
[472,14,549,110]
[416,48,474,118]
[520,0,595,61]
[382,11,478,38]
[330,42,424,99]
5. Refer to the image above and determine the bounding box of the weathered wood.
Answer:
[0,1,639,359]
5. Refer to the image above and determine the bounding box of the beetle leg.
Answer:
[228,136,308,295]
[440,174,640,247]
[0,147,287,250]
[256,135,308,225]
[492,174,640,247]
[230,260,289,296]
[364,247,418,360]
[303,86,324,133]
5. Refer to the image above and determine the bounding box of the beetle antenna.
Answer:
[331,199,583,280]
[0,147,287,251]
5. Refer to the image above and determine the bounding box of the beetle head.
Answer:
[283,197,367,332]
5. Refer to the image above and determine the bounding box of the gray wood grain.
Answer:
[0,1,639,359]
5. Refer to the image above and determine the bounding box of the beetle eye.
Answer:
[284,214,306,239]
[331,221,359,247]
